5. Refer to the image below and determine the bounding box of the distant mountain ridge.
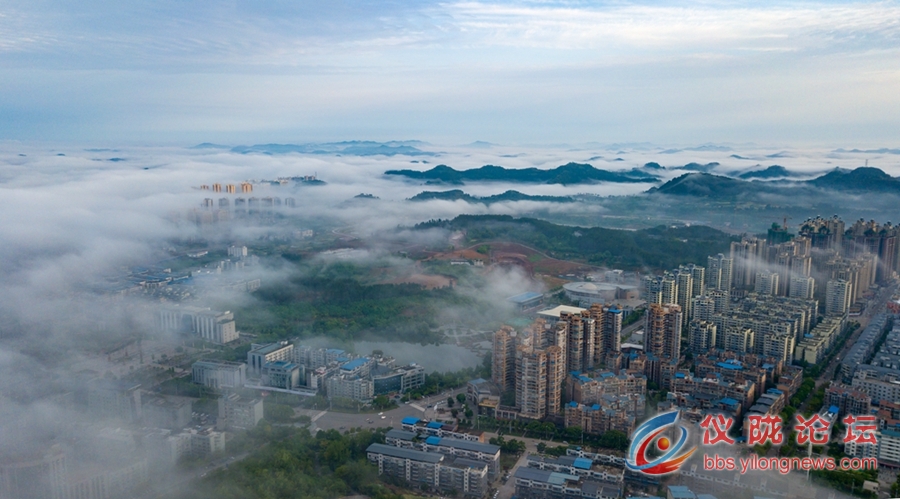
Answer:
[229,141,436,156]
[649,166,900,199]
[385,162,659,185]
[409,189,574,204]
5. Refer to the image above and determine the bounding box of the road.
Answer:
[301,388,467,433]
[815,282,897,389]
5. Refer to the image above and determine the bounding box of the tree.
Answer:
[456,393,466,404]
[373,395,392,409]
[447,397,455,408]
[464,408,473,419]
[597,430,628,451]
[323,440,350,470]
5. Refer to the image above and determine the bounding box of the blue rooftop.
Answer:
[573,457,592,470]
[341,357,370,371]
[401,417,420,425]
[828,405,840,414]
[668,485,696,499]
[716,361,743,370]
[719,397,739,406]
[568,401,578,408]
[676,372,686,378]
[426,421,443,429]
[425,436,441,445]
[507,291,544,303]
[326,348,345,354]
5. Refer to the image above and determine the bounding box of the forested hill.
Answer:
[385,162,659,185]
[409,189,573,204]
[416,215,735,270]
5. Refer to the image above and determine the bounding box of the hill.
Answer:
[415,215,734,270]
[650,167,900,199]
[385,162,659,185]
[738,165,795,179]
[806,167,900,193]
[409,189,573,204]
[648,172,762,199]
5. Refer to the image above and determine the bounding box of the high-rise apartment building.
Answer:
[515,346,548,420]
[689,320,717,355]
[826,279,852,316]
[723,327,754,353]
[491,326,517,392]
[558,311,593,373]
[845,219,898,283]
[674,270,694,320]
[678,263,707,298]
[645,303,682,361]
[707,254,733,291]
[754,270,779,296]
[789,275,816,300]
[731,237,765,288]
[545,346,565,417]
[799,216,844,253]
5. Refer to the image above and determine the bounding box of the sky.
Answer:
[1,0,900,145]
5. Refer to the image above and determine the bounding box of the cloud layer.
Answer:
[1,1,899,143]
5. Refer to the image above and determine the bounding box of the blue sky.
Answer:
[1,0,899,145]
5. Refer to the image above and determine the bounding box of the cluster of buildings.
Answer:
[513,452,624,499]
[187,194,308,225]
[366,418,500,497]
[191,342,426,403]
[831,316,900,467]
[488,304,626,427]
[1,375,239,499]
[157,305,238,344]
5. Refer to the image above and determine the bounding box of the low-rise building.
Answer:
[466,378,501,417]
[372,364,425,395]
[192,360,247,389]
[261,360,302,390]
[217,393,264,430]
[141,395,192,430]
[420,436,501,479]
[366,443,488,498]
[513,466,621,499]
[247,342,294,375]
[326,375,374,402]
[526,455,624,485]
[825,384,871,418]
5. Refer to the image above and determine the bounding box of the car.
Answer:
[378,412,383,416]
[381,415,386,419]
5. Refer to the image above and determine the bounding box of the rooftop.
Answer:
[366,443,443,463]
[538,305,587,318]
[385,429,417,441]
[507,291,544,304]
[340,357,370,371]
[251,342,292,355]
[427,436,500,454]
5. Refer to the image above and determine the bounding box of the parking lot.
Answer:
[296,388,466,433]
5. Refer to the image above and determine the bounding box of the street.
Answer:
[299,388,468,433]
